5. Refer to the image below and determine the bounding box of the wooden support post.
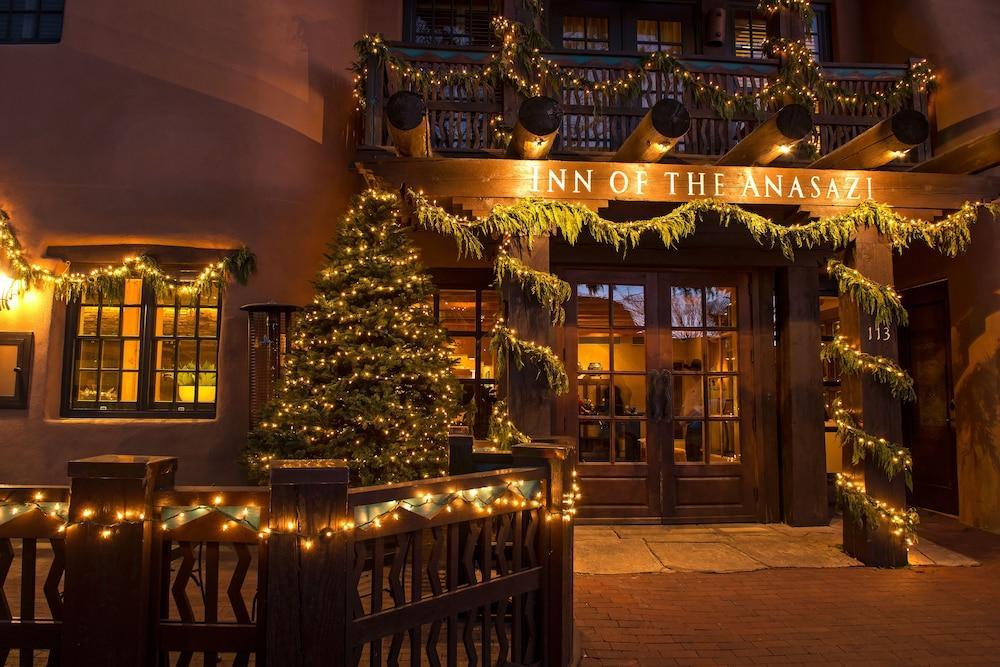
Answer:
[810,109,929,170]
[363,53,385,146]
[385,90,431,158]
[504,236,554,437]
[448,434,475,475]
[61,455,177,665]
[513,442,576,667]
[716,104,813,166]
[909,128,1000,174]
[838,228,908,566]
[506,96,562,160]
[266,460,352,665]
[612,98,690,163]
[776,267,828,525]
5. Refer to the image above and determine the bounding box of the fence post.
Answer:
[266,459,351,666]
[513,442,577,667]
[61,454,177,665]
[448,434,475,475]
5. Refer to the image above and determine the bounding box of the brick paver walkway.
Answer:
[575,512,1000,666]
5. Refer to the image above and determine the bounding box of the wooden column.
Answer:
[61,455,177,665]
[513,442,576,667]
[776,267,828,525]
[504,236,554,437]
[267,460,352,665]
[838,228,908,566]
[506,96,562,159]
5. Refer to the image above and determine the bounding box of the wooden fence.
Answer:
[0,443,575,666]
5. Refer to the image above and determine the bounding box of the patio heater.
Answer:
[240,302,300,429]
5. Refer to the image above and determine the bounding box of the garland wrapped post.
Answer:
[495,246,571,324]
[826,259,908,328]
[487,399,531,450]
[489,319,569,395]
[831,399,912,488]
[821,336,916,402]
[835,474,919,547]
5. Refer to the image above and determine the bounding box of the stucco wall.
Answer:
[0,1,401,484]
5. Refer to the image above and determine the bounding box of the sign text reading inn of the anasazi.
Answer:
[360,158,1000,210]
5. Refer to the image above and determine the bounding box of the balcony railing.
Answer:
[360,44,930,163]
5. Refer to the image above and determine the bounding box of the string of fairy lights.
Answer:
[822,335,916,402]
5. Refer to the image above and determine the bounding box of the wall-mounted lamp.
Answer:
[0,271,26,311]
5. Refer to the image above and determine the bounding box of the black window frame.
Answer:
[61,277,222,419]
[0,0,65,45]
[806,3,832,62]
[404,0,502,47]
[730,2,769,60]
[0,332,33,409]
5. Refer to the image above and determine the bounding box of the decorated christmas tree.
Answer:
[243,190,461,485]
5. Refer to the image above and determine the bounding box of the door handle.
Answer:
[660,370,672,423]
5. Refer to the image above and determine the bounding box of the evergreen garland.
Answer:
[487,399,531,450]
[495,247,571,324]
[831,399,913,488]
[0,209,255,305]
[836,474,919,546]
[406,190,485,259]
[826,259,908,328]
[821,336,916,402]
[490,320,569,395]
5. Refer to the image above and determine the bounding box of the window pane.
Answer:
[199,340,218,371]
[122,340,140,370]
[156,307,176,336]
[587,17,608,41]
[578,331,610,372]
[78,306,99,335]
[661,20,682,44]
[612,285,645,327]
[709,421,740,463]
[156,340,176,369]
[672,332,703,371]
[578,374,609,416]
[99,371,118,402]
[479,338,495,381]
[706,287,736,327]
[614,375,645,416]
[707,332,738,372]
[122,307,141,337]
[708,376,738,416]
[448,336,477,379]
[121,371,139,402]
[439,290,477,332]
[100,340,121,369]
[177,367,197,403]
[123,278,142,305]
[0,344,16,398]
[176,308,196,337]
[671,287,703,327]
[77,371,97,402]
[196,373,217,403]
[99,308,120,336]
[674,375,703,417]
[198,308,218,338]
[614,332,645,371]
[178,340,197,368]
[577,284,609,327]
[78,340,99,369]
[579,420,610,462]
[637,19,657,42]
[563,16,584,41]
[674,420,704,463]
[154,372,175,403]
[616,420,646,462]
[199,286,220,306]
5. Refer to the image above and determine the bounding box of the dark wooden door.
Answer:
[658,272,757,522]
[901,282,959,515]
[562,269,757,521]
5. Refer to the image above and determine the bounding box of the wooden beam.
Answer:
[506,96,562,160]
[909,128,1000,174]
[385,91,431,158]
[810,109,929,170]
[716,104,813,166]
[612,98,690,163]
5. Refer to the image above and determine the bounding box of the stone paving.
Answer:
[575,512,1000,665]
[574,518,979,575]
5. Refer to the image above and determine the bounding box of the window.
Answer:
[671,286,741,464]
[0,0,64,44]
[636,18,683,54]
[562,16,610,51]
[410,0,500,46]
[433,288,499,437]
[66,278,221,416]
[732,6,768,59]
[575,283,647,464]
[805,4,831,62]
[0,332,32,409]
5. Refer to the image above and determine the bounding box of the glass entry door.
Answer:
[565,270,756,521]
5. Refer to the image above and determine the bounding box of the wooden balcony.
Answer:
[359,44,930,164]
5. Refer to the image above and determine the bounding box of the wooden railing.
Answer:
[0,447,575,665]
[362,45,930,162]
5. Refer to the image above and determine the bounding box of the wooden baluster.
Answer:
[19,538,36,667]
[446,523,459,667]
[204,542,219,666]
[371,536,384,667]
[410,529,422,667]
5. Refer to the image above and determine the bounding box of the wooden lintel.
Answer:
[385,91,432,158]
[506,96,562,160]
[612,98,690,163]
[910,128,1000,174]
[810,109,929,170]
[360,157,999,211]
[716,104,813,166]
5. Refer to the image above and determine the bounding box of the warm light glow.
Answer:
[776,144,793,155]
[0,271,24,310]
